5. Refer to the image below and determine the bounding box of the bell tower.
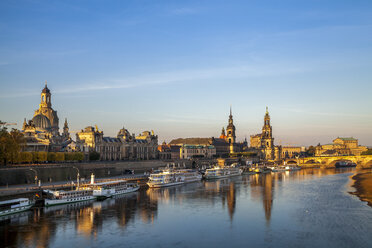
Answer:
[226,106,236,144]
[261,107,274,160]
[40,81,52,108]
[63,118,70,139]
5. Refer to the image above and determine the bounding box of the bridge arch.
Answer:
[328,159,355,167]
[286,160,297,165]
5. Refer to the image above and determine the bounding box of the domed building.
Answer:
[22,82,71,152]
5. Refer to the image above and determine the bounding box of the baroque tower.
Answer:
[261,107,274,160]
[33,82,59,136]
[63,118,70,139]
[226,107,236,153]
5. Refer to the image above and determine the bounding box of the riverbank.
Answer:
[350,170,372,207]
[0,160,197,186]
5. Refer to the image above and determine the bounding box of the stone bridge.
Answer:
[284,155,372,168]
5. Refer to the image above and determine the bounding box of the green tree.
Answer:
[19,152,33,163]
[55,153,65,162]
[47,152,56,162]
[306,146,316,156]
[89,151,100,161]
[0,122,25,165]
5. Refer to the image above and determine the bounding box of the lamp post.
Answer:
[29,168,38,186]
[72,166,80,189]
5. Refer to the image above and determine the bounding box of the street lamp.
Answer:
[29,168,38,185]
[72,166,80,189]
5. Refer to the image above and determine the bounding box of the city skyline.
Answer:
[1,0,372,146]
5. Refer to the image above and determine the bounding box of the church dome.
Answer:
[32,114,51,130]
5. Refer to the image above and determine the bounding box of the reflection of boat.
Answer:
[0,210,30,223]
[43,199,93,213]
[335,161,357,168]
[288,165,301,171]
[0,198,34,217]
[204,165,242,179]
[91,180,140,200]
[271,166,287,172]
[253,167,272,174]
[43,189,95,206]
[147,169,202,188]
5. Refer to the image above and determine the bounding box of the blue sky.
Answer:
[0,0,371,146]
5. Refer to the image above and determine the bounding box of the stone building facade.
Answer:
[281,146,302,159]
[180,145,216,159]
[315,137,367,156]
[21,83,72,152]
[76,126,158,161]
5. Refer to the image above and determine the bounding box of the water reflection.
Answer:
[1,168,371,248]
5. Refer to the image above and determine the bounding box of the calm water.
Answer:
[1,169,372,248]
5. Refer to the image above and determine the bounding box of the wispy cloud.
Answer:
[0,62,310,98]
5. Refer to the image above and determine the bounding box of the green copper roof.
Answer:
[336,137,357,141]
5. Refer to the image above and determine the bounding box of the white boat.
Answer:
[147,169,202,188]
[43,189,95,206]
[288,165,301,171]
[271,166,289,172]
[91,180,140,200]
[0,198,34,217]
[204,165,243,179]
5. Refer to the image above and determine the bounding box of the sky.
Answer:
[0,0,371,146]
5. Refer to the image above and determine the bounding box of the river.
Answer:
[1,168,372,248]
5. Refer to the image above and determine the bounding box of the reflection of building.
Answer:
[180,144,216,159]
[249,173,274,223]
[21,83,72,152]
[226,182,236,221]
[315,137,368,156]
[76,127,158,160]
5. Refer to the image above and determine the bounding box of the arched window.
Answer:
[42,95,45,102]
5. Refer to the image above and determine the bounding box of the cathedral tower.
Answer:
[226,107,236,144]
[63,118,70,139]
[261,107,274,160]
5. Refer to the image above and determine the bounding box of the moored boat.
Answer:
[91,180,140,200]
[43,189,95,206]
[335,161,357,168]
[0,198,34,217]
[204,165,242,179]
[147,169,202,188]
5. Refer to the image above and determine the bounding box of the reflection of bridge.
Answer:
[284,155,372,168]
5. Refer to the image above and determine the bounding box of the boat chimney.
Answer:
[90,173,95,184]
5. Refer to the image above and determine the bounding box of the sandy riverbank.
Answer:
[350,170,372,207]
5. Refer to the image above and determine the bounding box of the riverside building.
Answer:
[315,137,367,156]
[76,127,158,161]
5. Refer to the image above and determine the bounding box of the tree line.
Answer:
[0,121,85,165]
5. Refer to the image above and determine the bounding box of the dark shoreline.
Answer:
[350,170,372,207]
